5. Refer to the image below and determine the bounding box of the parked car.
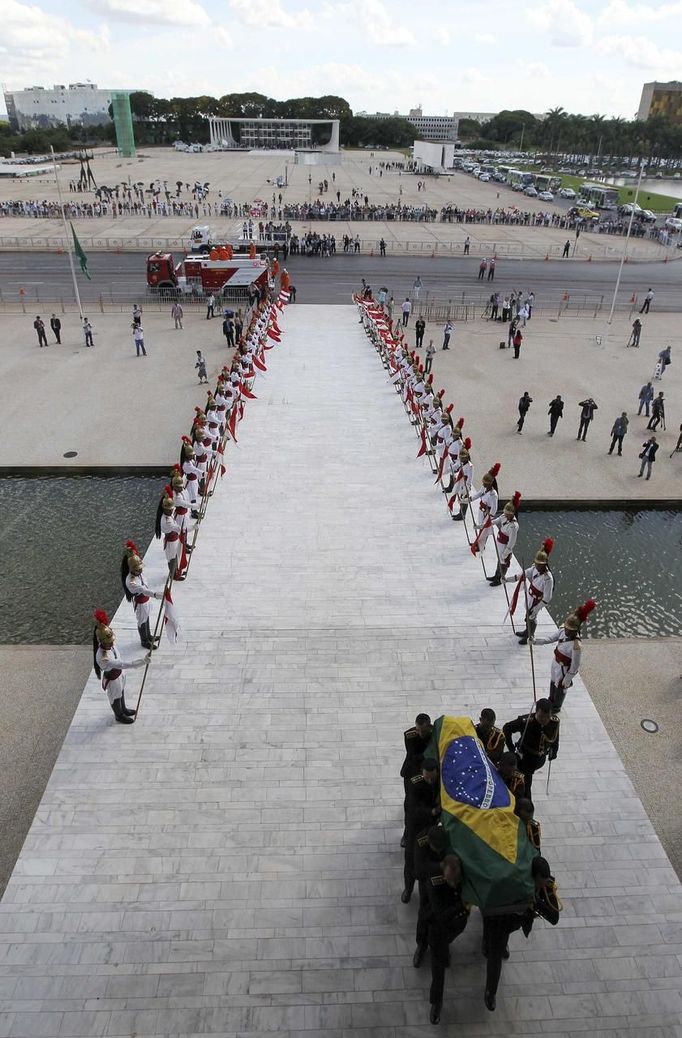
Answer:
[619,203,642,216]
[479,173,491,182]
[537,191,554,201]
[524,185,538,197]
[559,187,576,199]
[665,216,682,231]
[638,209,657,223]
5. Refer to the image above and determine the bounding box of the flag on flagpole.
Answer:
[69,222,91,280]
[163,587,180,644]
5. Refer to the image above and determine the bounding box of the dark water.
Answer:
[2,479,681,642]
[518,510,682,639]
[0,476,160,644]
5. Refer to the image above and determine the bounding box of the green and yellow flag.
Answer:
[428,716,537,910]
[70,222,91,280]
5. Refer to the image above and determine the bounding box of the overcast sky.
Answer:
[2,0,681,121]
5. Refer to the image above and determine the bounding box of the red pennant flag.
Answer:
[177,530,188,576]
[435,447,449,484]
[470,515,493,556]
[241,385,257,400]
[267,328,281,341]
[447,493,458,512]
[253,355,267,371]
[509,574,525,616]
[417,428,427,458]
[228,409,238,443]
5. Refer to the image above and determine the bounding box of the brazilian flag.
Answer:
[428,716,537,910]
[70,222,91,280]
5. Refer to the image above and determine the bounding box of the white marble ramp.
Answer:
[1,304,681,1038]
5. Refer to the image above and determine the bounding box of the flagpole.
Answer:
[50,146,83,321]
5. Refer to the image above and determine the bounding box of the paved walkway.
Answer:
[1,306,681,1036]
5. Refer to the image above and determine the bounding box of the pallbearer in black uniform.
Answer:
[425,854,470,1024]
[481,856,560,1011]
[475,708,505,765]
[400,714,433,847]
[412,825,447,967]
[502,698,560,798]
[402,759,440,904]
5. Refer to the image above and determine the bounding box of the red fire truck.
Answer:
[146,251,271,300]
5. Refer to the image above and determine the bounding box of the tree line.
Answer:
[466,108,682,162]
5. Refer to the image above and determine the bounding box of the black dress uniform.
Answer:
[413,831,446,958]
[400,725,433,835]
[403,774,440,901]
[503,712,560,798]
[426,874,469,1020]
[475,722,505,765]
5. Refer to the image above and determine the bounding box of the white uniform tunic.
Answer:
[125,572,160,625]
[182,458,202,505]
[520,564,554,620]
[534,629,581,690]
[492,514,519,563]
[160,512,182,565]
[450,460,473,506]
[96,644,145,705]
[173,487,192,535]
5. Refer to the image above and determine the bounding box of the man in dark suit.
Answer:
[638,435,658,480]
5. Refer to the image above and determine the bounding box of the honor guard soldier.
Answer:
[503,697,560,798]
[448,440,473,520]
[93,610,149,724]
[424,854,470,1024]
[469,463,500,552]
[180,436,202,515]
[506,537,555,644]
[402,758,440,904]
[488,492,521,587]
[533,599,595,711]
[121,541,164,650]
[496,751,525,798]
[475,708,505,765]
[412,825,448,967]
[155,485,183,580]
[400,713,433,847]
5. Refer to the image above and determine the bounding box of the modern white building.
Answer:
[357,106,459,141]
[3,84,136,131]
[412,140,458,170]
[207,117,340,152]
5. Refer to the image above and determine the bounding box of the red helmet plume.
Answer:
[93,609,110,626]
[163,484,173,496]
[125,540,139,554]
[446,403,454,414]
[576,599,597,623]
[512,491,522,509]
[490,462,501,478]
[464,437,472,450]
[542,537,554,555]
[457,416,465,428]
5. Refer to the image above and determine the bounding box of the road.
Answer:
[0,251,679,310]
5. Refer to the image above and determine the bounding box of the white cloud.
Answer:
[460,67,486,84]
[434,27,451,44]
[325,0,414,46]
[527,0,593,46]
[598,0,682,23]
[474,32,495,44]
[596,33,682,69]
[524,61,550,77]
[1,0,109,81]
[229,0,313,29]
[83,0,210,26]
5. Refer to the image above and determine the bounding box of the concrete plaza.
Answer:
[0,305,680,1037]
[0,148,671,261]
[1,306,679,502]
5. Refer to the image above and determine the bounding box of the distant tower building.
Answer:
[637,81,682,124]
[111,92,136,157]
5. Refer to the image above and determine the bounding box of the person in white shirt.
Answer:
[532,600,595,711]
[401,298,412,326]
[93,610,149,724]
[442,321,453,350]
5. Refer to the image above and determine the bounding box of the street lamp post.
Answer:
[607,158,645,325]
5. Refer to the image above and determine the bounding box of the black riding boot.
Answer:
[112,698,134,724]
[121,693,136,718]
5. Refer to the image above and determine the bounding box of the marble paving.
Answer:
[0,305,681,1037]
